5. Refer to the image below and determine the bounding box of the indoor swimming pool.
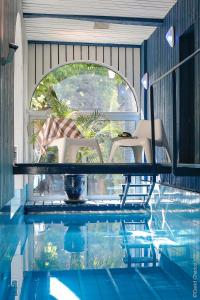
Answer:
[0,186,199,300]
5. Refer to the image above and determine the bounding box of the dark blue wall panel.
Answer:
[141,0,200,192]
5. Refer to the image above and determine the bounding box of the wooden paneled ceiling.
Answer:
[24,19,157,45]
[22,0,177,45]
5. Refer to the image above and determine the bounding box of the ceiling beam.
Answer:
[23,13,163,26]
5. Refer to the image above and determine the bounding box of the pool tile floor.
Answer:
[20,268,193,300]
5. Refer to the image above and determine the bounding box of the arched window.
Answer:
[29,62,140,199]
[30,62,138,113]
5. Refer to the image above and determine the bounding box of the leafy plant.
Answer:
[75,110,104,138]
[46,88,106,137]
[47,88,75,119]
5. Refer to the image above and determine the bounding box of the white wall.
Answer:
[14,1,29,189]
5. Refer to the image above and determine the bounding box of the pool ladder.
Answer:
[119,175,156,208]
[121,220,157,268]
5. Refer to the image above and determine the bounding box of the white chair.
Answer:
[108,119,171,163]
[48,137,103,163]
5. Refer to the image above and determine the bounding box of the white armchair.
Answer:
[108,119,171,163]
[49,137,103,163]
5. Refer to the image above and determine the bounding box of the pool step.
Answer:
[120,221,148,225]
[25,200,150,213]
[123,257,157,264]
[121,184,150,188]
[121,243,153,249]
[119,193,148,198]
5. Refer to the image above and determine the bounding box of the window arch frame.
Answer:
[28,61,140,162]
[29,60,139,113]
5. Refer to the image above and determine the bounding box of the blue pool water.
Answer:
[0,186,199,299]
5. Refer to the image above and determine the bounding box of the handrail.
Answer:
[151,47,200,86]
[149,47,200,175]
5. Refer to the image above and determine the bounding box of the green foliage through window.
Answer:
[31,63,137,113]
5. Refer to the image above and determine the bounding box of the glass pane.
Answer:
[29,119,138,199]
[30,119,136,163]
[29,173,141,200]
[31,63,138,113]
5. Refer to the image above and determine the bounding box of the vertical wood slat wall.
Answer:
[141,0,200,192]
[28,43,140,103]
[0,0,17,208]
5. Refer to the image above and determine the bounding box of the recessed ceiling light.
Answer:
[94,22,110,29]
